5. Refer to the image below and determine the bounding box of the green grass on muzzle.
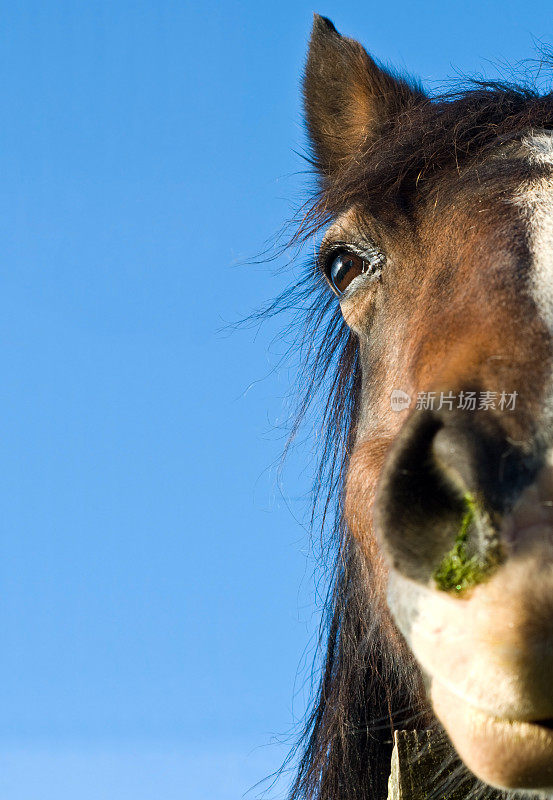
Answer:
[433,493,489,594]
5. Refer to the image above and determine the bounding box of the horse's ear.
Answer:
[304,15,425,178]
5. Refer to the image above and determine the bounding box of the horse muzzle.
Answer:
[376,407,553,790]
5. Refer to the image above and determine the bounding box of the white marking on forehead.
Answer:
[506,134,553,440]
[517,183,553,333]
[509,134,553,334]
[520,129,553,164]
[490,129,553,166]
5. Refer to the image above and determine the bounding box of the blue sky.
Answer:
[1,1,553,798]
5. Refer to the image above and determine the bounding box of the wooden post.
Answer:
[387,729,505,800]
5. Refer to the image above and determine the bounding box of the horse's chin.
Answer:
[431,679,553,791]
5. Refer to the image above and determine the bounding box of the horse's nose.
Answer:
[373,406,539,585]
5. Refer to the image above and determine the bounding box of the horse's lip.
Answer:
[431,679,553,790]
[531,717,553,731]
[433,674,553,729]
[431,674,553,729]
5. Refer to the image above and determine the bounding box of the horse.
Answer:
[280,14,553,800]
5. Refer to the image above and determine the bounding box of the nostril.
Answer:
[373,407,537,587]
[374,409,468,584]
[432,425,484,498]
[431,421,534,515]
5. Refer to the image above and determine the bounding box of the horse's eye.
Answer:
[327,251,366,295]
